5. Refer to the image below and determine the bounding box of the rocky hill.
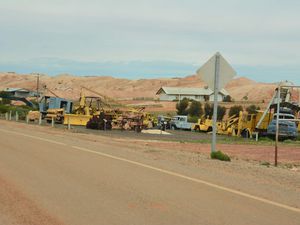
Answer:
[0,72,296,103]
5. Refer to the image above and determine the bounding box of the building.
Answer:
[3,88,38,98]
[156,86,229,102]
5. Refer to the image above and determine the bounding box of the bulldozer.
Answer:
[76,86,156,130]
[63,90,102,126]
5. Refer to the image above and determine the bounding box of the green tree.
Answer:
[223,95,232,102]
[217,106,226,120]
[0,91,11,105]
[204,103,226,121]
[246,104,260,114]
[204,103,213,119]
[229,105,243,117]
[176,98,189,115]
[188,100,203,117]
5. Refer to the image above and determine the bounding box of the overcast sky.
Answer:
[0,0,299,83]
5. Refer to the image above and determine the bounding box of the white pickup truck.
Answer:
[170,115,194,130]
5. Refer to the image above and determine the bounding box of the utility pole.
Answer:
[275,86,281,167]
[36,73,40,101]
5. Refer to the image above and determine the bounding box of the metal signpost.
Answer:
[196,52,236,152]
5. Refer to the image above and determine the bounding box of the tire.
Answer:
[241,129,250,138]
[194,126,200,132]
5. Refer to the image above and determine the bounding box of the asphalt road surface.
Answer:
[0,121,299,225]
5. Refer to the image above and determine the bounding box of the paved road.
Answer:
[0,123,299,225]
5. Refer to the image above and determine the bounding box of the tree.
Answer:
[204,103,213,119]
[188,100,203,117]
[176,98,189,115]
[204,103,226,121]
[229,105,243,117]
[0,91,11,105]
[246,104,260,114]
[223,95,232,102]
[217,106,226,120]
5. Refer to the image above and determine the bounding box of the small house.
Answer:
[156,86,229,102]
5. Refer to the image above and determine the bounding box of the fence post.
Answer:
[15,111,19,122]
[26,114,29,124]
[68,117,71,130]
[39,114,42,125]
[5,112,8,120]
[51,117,54,127]
[9,111,12,120]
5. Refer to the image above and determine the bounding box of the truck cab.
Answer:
[170,115,194,130]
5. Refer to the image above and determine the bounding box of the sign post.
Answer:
[211,53,220,152]
[196,52,236,152]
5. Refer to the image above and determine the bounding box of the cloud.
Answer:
[0,0,300,83]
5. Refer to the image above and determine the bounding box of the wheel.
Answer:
[241,129,250,138]
[194,126,200,132]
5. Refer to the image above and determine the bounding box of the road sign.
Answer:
[196,52,236,152]
[196,53,236,89]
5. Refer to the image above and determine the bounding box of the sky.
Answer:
[0,0,299,83]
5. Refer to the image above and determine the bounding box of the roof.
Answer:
[156,87,229,96]
[4,87,31,93]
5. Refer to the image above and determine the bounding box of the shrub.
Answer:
[210,150,231,161]
[176,98,189,115]
[188,115,199,123]
[188,100,203,117]
[0,104,9,113]
[229,105,243,117]
[246,105,260,114]
[204,103,213,119]
[223,95,232,102]
[217,106,226,121]
[204,103,226,120]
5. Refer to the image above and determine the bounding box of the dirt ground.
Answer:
[2,119,300,166]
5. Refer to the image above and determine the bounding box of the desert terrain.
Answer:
[2,72,296,102]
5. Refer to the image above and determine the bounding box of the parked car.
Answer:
[267,112,298,140]
[157,115,172,130]
[170,115,194,130]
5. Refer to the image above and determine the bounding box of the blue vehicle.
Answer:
[39,96,73,115]
[267,112,298,140]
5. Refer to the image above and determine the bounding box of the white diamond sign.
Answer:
[196,52,236,89]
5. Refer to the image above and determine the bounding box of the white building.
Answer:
[156,87,229,102]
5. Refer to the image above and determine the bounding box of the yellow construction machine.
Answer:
[63,87,156,129]
[63,90,101,126]
[193,110,273,138]
[77,86,157,129]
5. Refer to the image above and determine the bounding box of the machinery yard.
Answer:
[1,1,300,224]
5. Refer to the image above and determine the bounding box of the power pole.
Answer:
[275,86,280,167]
[36,74,40,101]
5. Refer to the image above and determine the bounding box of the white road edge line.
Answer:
[0,129,66,146]
[71,146,300,213]
[0,127,299,213]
